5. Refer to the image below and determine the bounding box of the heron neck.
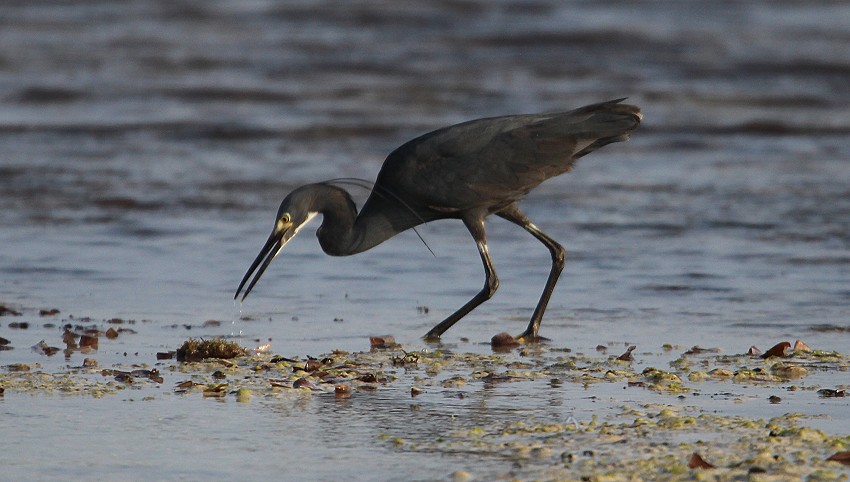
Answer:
[314,184,414,256]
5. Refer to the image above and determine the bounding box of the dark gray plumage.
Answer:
[236,99,642,341]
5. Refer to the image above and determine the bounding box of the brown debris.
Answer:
[688,452,715,469]
[303,359,323,372]
[617,345,636,361]
[270,356,298,363]
[370,336,398,349]
[38,308,60,316]
[157,351,175,360]
[8,322,29,329]
[482,373,515,384]
[62,330,77,348]
[105,328,119,339]
[826,451,850,466]
[357,373,377,383]
[761,341,791,359]
[202,384,227,397]
[491,332,520,349]
[111,371,133,383]
[0,336,10,346]
[817,388,846,398]
[293,377,315,389]
[144,370,164,383]
[79,334,98,350]
[42,345,61,356]
[32,340,60,356]
[0,305,22,316]
[684,346,720,355]
[747,345,762,356]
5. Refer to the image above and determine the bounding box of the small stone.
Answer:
[451,470,473,482]
[236,389,251,403]
[293,377,315,389]
[491,332,519,349]
[335,384,352,398]
[792,339,811,352]
[79,334,98,350]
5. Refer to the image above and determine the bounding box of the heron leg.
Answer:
[497,204,566,342]
[424,214,499,341]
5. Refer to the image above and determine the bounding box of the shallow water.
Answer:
[1,1,849,480]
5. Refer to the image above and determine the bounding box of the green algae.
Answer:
[381,407,850,481]
[175,337,247,361]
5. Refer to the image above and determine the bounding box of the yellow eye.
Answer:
[276,213,291,231]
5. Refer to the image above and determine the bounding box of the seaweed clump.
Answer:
[175,338,246,362]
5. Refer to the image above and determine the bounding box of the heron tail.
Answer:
[568,99,642,159]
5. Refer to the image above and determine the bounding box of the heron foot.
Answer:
[515,332,550,344]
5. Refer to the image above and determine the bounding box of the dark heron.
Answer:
[236,99,642,341]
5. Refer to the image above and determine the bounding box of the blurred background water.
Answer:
[1,1,849,480]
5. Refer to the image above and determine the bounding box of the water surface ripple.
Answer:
[1,1,849,480]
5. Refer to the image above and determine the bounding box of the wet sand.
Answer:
[2,312,849,480]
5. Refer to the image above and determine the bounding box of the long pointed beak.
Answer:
[235,228,288,302]
[235,212,317,302]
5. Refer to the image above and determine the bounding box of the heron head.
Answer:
[235,189,318,301]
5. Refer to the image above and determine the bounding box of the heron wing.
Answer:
[475,99,641,194]
[376,99,641,213]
